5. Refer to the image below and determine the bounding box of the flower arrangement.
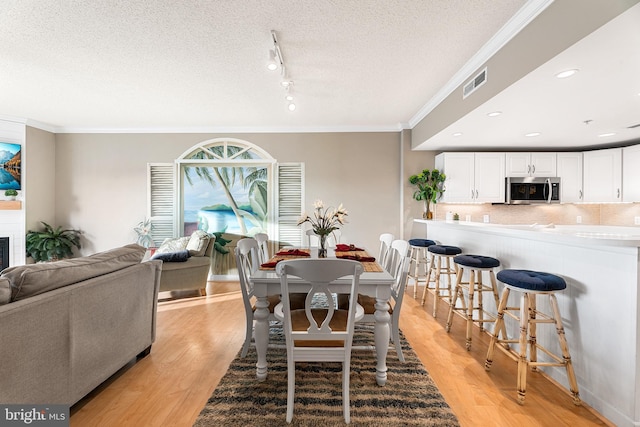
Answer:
[297,200,347,256]
[134,219,154,248]
[297,200,348,236]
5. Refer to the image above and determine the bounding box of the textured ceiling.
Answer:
[0,0,527,132]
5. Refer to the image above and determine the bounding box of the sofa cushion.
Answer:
[186,230,210,257]
[2,244,146,302]
[151,250,190,262]
[0,277,10,305]
[156,236,189,254]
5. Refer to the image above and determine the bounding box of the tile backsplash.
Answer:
[433,202,640,227]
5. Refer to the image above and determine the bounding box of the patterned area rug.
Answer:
[194,324,459,426]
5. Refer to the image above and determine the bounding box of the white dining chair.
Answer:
[254,232,270,264]
[341,239,410,362]
[378,233,395,272]
[235,238,280,358]
[274,258,364,424]
[306,228,339,248]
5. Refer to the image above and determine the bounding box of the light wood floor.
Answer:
[70,282,613,427]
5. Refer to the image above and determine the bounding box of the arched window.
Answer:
[148,138,303,279]
[177,138,276,238]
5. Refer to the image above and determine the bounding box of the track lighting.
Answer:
[267,30,297,112]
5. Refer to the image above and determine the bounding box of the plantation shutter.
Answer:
[148,163,175,247]
[275,163,304,249]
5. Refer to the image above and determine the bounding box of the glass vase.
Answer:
[318,234,328,258]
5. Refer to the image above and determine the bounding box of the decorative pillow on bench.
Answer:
[151,250,190,262]
[155,230,211,257]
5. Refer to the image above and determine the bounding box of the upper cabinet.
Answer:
[505,152,557,177]
[583,148,622,203]
[623,145,640,202]
[556,152,583,203]
[436,152,505,203]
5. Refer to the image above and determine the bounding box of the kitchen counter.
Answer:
[414,219,640,427]
[414,219,640,247]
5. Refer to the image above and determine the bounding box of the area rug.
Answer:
[194,324,459,426]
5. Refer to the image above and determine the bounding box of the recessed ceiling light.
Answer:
[598,132,616,137]
[452,132,463,137]
[288,102,296,111]
[487,111,502,117]
[525,132,541,137]
[555,69,579,79]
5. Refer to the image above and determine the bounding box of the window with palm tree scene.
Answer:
[149,138,302,279]
[178,139,276,278]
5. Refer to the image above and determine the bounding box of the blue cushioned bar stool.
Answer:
[446,254,504,350]
[408,239,436,299]
[485,269,581,405]
[421,244,461,318]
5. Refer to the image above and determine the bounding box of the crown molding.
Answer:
[50,123,407,134]
[408,0,554,128]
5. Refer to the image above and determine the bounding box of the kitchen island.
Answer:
[414,219,640,427]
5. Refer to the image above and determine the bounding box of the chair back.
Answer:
[254,232,270,264]
[389,240,411,304]
[235,238,261,304]
[276,259,363,347]
[386,239,409,277]
[306,229,339,248]
[378,233,395,271]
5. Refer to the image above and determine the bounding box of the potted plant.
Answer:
[4,189,18,201]
[26,221,83,262]
[409,169,446,219]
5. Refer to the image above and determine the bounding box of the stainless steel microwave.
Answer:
[506,177,561,204]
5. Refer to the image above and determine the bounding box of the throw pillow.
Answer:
[151,250,190,262]
[0,277,10,305]
[156,236,190,254]
[186,230,210,256]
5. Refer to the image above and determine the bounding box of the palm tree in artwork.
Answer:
[184,145,267,236]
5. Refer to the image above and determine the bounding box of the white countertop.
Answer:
[414,219,640,248]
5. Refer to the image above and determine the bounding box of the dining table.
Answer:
[249,245,395,386]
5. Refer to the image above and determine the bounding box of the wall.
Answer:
[54,132,403,255]
[25,126,56,232]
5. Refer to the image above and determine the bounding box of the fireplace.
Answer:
[0,237,8,272]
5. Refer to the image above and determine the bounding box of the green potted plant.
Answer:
[26,221,83,262]
[408,169,446,219]
[4,189,18,201]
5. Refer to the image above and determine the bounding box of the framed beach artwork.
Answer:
[0,142,21,190]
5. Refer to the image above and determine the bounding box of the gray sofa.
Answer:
[0,244,161,406]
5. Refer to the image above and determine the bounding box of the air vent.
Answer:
[463,67,487,99]
[628,123,640,129]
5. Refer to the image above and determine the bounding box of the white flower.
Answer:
[313,200,324,209]
[298,201,348,236]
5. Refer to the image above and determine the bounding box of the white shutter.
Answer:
[148,163,175,247]
[275,163,304,248]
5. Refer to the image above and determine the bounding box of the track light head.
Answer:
[267,49,278,71]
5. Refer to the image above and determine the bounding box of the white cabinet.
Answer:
[583,148,622,203]
[556,152,583,203]
[506,152,557,177]
[435,152,505,203]
[623,145,640,202]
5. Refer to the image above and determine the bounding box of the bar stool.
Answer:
[446,254,503,350]
[484,269,581,405]
[421,244,461,317]
[408,239,436,298]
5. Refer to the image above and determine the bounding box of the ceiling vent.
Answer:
[463,67,487,99]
